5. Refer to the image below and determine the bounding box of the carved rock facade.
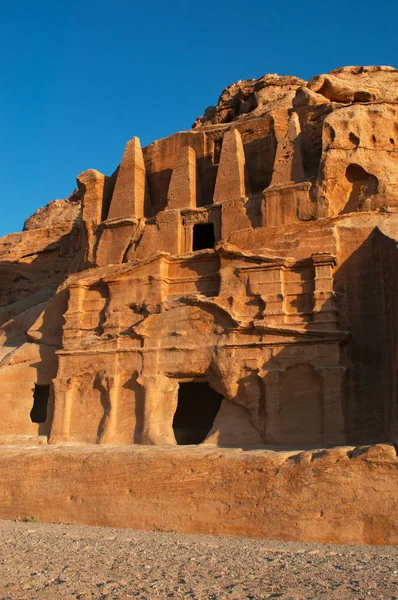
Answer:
[1,66,398,450]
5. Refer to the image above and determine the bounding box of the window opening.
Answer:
[213,138,223,165]
[173,382,223,445]
[30,384,50,424]
[192,223,215,252]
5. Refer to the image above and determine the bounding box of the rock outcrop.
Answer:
[192,74,306,127]
[1,443,397,545]
[23,192,81,231]
[308,65,398,103]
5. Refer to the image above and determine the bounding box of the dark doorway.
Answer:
[173,382,223,444]
[192,223,215,252]
[30,384,50,424]
[213,138,223,165]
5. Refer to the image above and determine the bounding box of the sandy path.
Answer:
[0,520,397,599]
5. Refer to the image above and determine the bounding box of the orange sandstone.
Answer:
[1,66,398,544]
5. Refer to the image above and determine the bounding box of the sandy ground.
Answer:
[0,520,397,600]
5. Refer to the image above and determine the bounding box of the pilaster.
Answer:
[311,253,337,329]
[315,365,346,445]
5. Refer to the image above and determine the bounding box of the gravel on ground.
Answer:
[1,520,397,599]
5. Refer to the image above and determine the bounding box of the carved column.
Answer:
[311,253,337,329]
[48,375,77,444]
[266,266,286,323]
[138,374,179,445]
[183,222,193,253]
[77,169,108,265]
[62,283,86,348]
[92,349,122,445]
[315,365,346,445]
[262,369,284,444]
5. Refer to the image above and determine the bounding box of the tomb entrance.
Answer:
[192,223,215,251]
[30,384,50,424]
[172,381,223,445]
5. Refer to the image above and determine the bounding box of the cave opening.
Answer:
[342,164,379,213]
[30,384,50,424]
[172,382,223,445]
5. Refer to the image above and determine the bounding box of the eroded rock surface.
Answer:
[193,73,306,127]
[308,65,398,103]
[23,192,81,231]
[0,444,397,545]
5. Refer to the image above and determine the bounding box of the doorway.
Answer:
[30,384,50,424]
[173,382,223,444]
[192,223,215,251]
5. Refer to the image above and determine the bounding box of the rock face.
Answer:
[1,444,397,545]
[1,65,398,542]
[192,73,306,127]
[308,65,398,103]
[23,193,81,231]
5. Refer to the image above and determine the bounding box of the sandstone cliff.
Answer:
[2,65,398,545]
[1,65,398,449]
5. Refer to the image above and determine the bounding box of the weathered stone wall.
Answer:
[0,444,397,545]
[0,221,80,438]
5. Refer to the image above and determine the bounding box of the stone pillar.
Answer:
[77,169,108,264]
[138,374,179,445]
[183,222,193,253]
[213,128,250,203]
[48,375,77,444]
[78,169,105,223]
[97,370,121,445]
[62,283,87,348]
[108,137,151,220]
[315,365,346,445]
[311,253,337,329]
[271,112,304,186]
[167,146,202,209]
[264,266,286,323]
[262,369,283,444]
[100,281,120,339]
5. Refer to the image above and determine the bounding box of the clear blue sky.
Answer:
[0,0,397,236]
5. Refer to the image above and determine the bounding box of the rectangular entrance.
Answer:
[30,384,50,424]
[192,223,215,251]
[172,382,223,445]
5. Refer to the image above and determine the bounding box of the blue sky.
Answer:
[0,0,397,236]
